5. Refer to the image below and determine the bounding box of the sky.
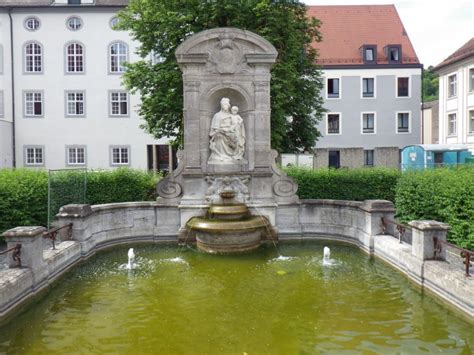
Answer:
[303,0,473,67]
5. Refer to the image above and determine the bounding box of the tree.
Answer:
[118,0,325,153]
[423,66,439,102]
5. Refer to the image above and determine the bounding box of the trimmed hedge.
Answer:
[395,166,474,250]
[0,168,159,236]
[285,167,400,202]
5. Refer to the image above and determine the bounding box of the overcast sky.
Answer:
[303,0,473,67]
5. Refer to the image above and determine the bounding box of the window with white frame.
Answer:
[111,146,129,165]
[25,42,42,73]
[67,146,86,165]
[397,112,410,133]
[25,146,44,165]
[469,110,474,133]
[470,69,474,92]
[327,113,340,134]
[109,42,127,73]
[327,78,340,98]
[448,113,457,135]
[0,91,3,117]
[149,50,163,65]
[24,17,40,31]
[362,113,375,133]
[362,78,374,97]
[397,77,409,97]
[66,16,82,31]
[110,92,128,116]
[448,74,457,97]
[24,92,43,117]
[66,92,85,116]
[364,150,374,166]
[66,43,84,73]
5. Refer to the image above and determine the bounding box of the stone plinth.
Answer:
[409,220,450,260]
[2,226,46,269]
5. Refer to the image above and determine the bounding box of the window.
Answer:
[24,42,42,73]
[110,91,128,116]
[387,45,401,64]
[362,45,376,63]
[24,17,40,31]
[111,146,130,165]
[0,91,3,117]
[397,112,410,133]
[469,68,474,92]
[110,16,120,30]
[67,146,86,165]
[327,78,340,98]
[469,110,474,133]
[327,113,340,134]
[448,74,457,97]
[66,92,85,116]
[109,42,127,73]
[448,113,456,135]
[68,0,81,4]
[66,16,82,31]
[362,78,374,98]
[25,146,44,166]
[362,113,375,134]
[397,77,409,97]
[364,150,374,166]
[149,50,163,65]
[328,150,340,169]
[66,43,84,73]
[24,92,43,117]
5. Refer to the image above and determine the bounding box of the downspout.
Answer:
[8,8,16,167]
[420,65,424,144]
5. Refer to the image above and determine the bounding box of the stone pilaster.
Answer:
[2,226,46,269]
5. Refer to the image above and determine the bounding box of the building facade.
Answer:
[0,0,171,170]
[308,5,422,168]
[434,38,474,153]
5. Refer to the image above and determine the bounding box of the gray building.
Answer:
[308,5,422,168]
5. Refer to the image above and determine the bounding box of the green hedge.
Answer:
[395,166,474,250]
[285,167,400,202]
[0,168,159,236]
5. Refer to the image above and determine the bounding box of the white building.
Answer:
[434,38,474,153]
[0,0,172,170]
[307,5,422,169]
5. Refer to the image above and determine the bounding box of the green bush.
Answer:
[285,167,400,202]
[0,168,159,237]
[395,166,474,250]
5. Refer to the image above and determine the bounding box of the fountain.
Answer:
[323,246,331,265]
[126,248,135,269]
[186,189,274,253]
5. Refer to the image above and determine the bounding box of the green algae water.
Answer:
[0,241,472,354]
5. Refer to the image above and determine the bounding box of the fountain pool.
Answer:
[0,241,472,353]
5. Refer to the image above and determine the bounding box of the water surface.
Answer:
[0,241,472,354]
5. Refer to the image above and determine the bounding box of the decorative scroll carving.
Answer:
[270,149,298,199]
[206,32,250,74]
[205,175,251,203]
[157,179,182,200]
[184,81,201,92]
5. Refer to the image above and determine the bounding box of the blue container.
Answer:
[401,144,473,171]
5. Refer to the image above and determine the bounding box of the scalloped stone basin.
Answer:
[0,242,472,353]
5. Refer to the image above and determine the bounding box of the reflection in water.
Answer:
[0,242,472,354]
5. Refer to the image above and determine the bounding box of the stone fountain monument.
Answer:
[156,28,299,252]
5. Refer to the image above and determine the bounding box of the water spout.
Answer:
[127,248,135,270]
[323,246,331,265]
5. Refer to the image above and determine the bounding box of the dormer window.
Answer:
[361,45,377,64]
[386,45,402,64]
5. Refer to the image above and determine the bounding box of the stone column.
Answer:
[409,220,450,261]
[2,226,46,269]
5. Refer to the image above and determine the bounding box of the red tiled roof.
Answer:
[434,38,474,71]
[307,5,419,66]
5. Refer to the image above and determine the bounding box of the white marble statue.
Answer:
[209,97,246,162]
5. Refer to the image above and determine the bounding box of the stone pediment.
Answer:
[175,28,278,73]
